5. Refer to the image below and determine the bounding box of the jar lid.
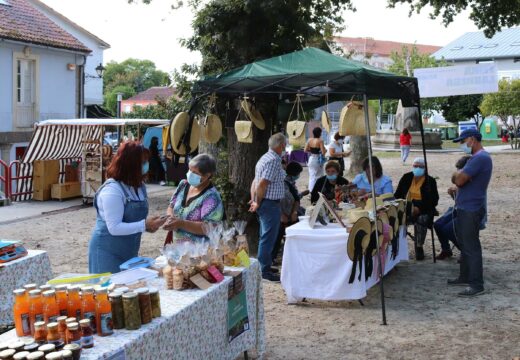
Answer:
[8,340,25,349]
[22,338,35,346]
[116,286,130,293]
[13,288,26,296]
[54,284,69,291]
[0,342,8,351]
[148,287,159,294]
[45,352,62,360]
[67,285,80,292]
[122,292,138,299]
[24,343,40,352]
[39,285,52,291]
[79,319,90,326]
[42,290,56,297]
[24,283,37,289]
[108,291,122,298]
[63,344,80,351]
[66,322,79,330]
[29,289,42,297]
[56,316,68,322]
[65,317,76,323]
[81,286,94,293]
[27,352,45,360]
[0,349,16,358]
[60,349,73,358]
[95,287,108,294]
[135,287,149,294]
[38,344,56,352]
[34,321,46,328]
[47,322,58,329]
[13,351,30,360]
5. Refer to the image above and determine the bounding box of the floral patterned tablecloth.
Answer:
[0,250,53,326]
[0,259,265,360]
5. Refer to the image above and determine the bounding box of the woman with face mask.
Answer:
[394,157,439,260]
[310,161,349,204]
[163,154,224,243]
[352,156,393,197]
[88,141,167,274]
[328,132,352,177]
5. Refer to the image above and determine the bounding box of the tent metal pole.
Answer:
[363,94,387,325]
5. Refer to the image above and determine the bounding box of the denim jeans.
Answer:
[434,208,458,252]
[257,199,282,274]
[454,207,486,291]
[401,145,411,163]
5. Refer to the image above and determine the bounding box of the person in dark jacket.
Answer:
[394,157,439,260]
[311,160,349,204]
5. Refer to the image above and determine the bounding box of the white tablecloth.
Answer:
[0,259,265,360]
[281,221,408,302]
[0,250,53,326]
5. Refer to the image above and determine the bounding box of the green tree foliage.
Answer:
[103,58,170,94]
[122,96,185,120]
[441,94,484,128]
[104,85,136,115]
[387,0,520,37]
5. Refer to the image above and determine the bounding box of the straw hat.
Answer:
[202,114,222,144]
[379,193,395,203]
[396,200,407,227]
[170,112,201,155]
[234,120,253,143]
[364,197,384,211]
[347,217,371,261]
[386,205,399,237]
[321,110,331,133]
[339,101,376,136]
[346,208,369,224]
[241,100,265,130]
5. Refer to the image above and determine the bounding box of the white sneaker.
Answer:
[160,181,166,186]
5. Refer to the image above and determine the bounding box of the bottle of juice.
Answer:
[54,285,69,317]
[80,287,96,334]
[42,290,60,324]
[67,286,82,321]
[29,290,44,336]
[13,289,31,337]
[23,284,37,302]
[95,288,113,336]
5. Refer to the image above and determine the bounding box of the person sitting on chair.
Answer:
[310,160,348,204]
[394,157,439,261]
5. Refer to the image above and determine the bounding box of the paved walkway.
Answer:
[373,144,515,153]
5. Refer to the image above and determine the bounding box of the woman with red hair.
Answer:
[88,141,166,273]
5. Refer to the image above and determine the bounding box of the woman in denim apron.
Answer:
[88,141,165,274]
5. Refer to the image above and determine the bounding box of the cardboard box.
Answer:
[51,182,82,200]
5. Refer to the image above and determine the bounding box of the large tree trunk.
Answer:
[348,136,369,177]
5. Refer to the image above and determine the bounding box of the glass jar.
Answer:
[122,292,141,330]
[54,285,69,317]
[13,289,31,337]
[46,323,63,349]
[95,288,113,336]
[148,288,161,318]
[135,288,152,324]
[33,321,47,344]
[65,323,81,348]
[108,292,124,329]
[79,319,94,349]
[29,290,44,336]
[66,287,81,322]
[63,344,81,360]
[80,287,96,334]
[56,316,68,343]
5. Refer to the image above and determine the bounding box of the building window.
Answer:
[16,59,34,105]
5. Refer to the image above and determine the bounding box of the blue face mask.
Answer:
[187,170,202,187]
[412,167,425,177]
[460,142,472,154]
[326,174,337,181]
[291,175,300,181]
[142,161,149,175]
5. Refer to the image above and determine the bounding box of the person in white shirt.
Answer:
[328,132,351,177]
[88,141,166,274]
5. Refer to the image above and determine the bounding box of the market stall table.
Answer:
[0,259,265,360]
[0,250,53,326]
[281,221,408,303]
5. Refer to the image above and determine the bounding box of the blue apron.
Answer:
[88,179,148,274]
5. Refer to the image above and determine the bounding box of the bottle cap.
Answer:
[13,351,30,360]
[29,289,42,297]
[122,292,138,299]
[135,287,149,295]
[13,289,26,296]
[24,283,37,290]
[8,341,25,350]
[39,285,52,291]
[95,287,108,294]
[66,322,79,330]
[37,343,56,353]
[63,344,80,351]
[0,349,16,358]
[42,290,56,297]
[81,286,94,293]
[46,322,58,330]
[148,287,159,294]
[65,317,76,324]
[108,291,122,298]
[54,284,69,291]
[79,319,90,326]
[26,351,45,360]
[56,316,68,322]
[34,321,46,328]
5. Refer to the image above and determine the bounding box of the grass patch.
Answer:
[373,151,401,158]
[441,139,503,149]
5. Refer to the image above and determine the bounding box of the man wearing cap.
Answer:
[449,128,493,297]
[249,133,287,282]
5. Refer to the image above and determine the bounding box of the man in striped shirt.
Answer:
[249,133,286,282]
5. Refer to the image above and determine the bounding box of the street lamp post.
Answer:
[116,93,123,143]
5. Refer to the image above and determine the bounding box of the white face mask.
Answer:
[337,139,343,145]
[460,140,473,154]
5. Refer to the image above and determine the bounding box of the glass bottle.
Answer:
[46,322,63,348]
[29,290,44,336]
[13,289,31,337]
[122,292,141,330]
[148,288,161,318]
[79,319,94,348]
[56,316,68,343]
[63,344,81,360]
[54,285,69,317]
[108,292,124,329]
[95,288,113,336]
[66,286,81,322]
[65,323,82,348]
[42,290,59,324]
[80,287,96,334]
[23,284,37,302]
[33,322,47,344]
[135,288,152,324]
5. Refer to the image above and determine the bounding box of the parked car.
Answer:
[104,132,118,148]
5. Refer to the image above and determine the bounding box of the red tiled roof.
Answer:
[335,36,441,57]
[0,0,91,53]
[126,87,176,102]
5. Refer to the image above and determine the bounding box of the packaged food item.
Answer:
[148,288,161,318]
[63,344,81,360]
[79,319,94,348]
[172,268,184,290]
[79,287,96,334]
[29,290,44,336]
[95,288,113,336]
[108,292,124,329]
[33,321,47,344]
[13,351,30,360]
[56,316,68,343]
[135,288,152,324]
[0,349,16,360]
[46,323,63,349]
[42,291,59,324]
[66,287,81,321]
[122,292,141,330]
[54,285,69,317]
[163,265,173,290]
[37,344,55,355]
[13,289,31,337]
[65,323,81,348]
[234,220,249,255]
[26,352,45,360]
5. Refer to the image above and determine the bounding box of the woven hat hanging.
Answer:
[321,93,331,133]
[170,111,201,155]
[240,98,265,130]
[347,216,371,283]
[286,94,307,147]
[234,99,253,143]
[339,100,376,136]
[200,94,222,144]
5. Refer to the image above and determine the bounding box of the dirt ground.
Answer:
[1,152,519,359]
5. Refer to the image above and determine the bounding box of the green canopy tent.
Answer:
[186,48,432,325]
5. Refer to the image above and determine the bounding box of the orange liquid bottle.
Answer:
[23,284,37,302]
[80,287,97,334]
[55,285,69,317]
[13,289,31,337]
[95,288,113,336]
[28,289,44,336]
[67,286,82,321]
[42,290,60,324]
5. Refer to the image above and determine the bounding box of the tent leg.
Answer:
[363,94,387,326]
